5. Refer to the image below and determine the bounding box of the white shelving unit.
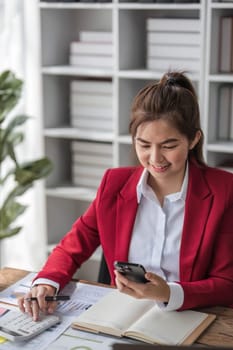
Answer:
[204,0,233,169]
[37,0,207,281]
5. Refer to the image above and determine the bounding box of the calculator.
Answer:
[0,308,60,342]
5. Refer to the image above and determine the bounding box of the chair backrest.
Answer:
[97,254,111,284]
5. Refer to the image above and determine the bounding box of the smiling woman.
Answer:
[18,71,233,321]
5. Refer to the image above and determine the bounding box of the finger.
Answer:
[145,272,162,284]
[36,293,50,312]
[23,297,34,317]
[18,296,26,313]
[47,301,58,314]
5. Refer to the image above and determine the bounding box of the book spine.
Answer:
[72,153,112,166]
[71,117,113,131]
[147,44,200,59]
[217,85,231,140]
[70,93,113,107]
[70,54,113,68]
[147,31,201,46]
[146,18,200,32]
[70,105,113,119]
[70,42,113,56]
[71,80,113,94]
[147,57,200,72]
[230,87,233,140]
[71,141,113,154]
[72,165,106,178]
[219,17,233,72]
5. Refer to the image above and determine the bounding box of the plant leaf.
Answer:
[15,158,53,185]
[2,183,33,208]
[0,200,27,230]
[0,71,22,123]
[0,226,22,240]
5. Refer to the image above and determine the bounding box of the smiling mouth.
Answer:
[151,164,170,172]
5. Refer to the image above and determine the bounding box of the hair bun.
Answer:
[166,77,177,86]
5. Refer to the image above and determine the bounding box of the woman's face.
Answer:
[134,119,199,189]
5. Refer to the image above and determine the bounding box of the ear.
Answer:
[189,130,201,150]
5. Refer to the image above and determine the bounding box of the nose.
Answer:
[149,146,164,164]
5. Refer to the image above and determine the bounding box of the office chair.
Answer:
[97,253,111,285]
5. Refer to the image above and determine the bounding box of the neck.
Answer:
[147,170,185,205]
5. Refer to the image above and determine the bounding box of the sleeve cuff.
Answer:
[31,278,60,294]
[156,282,184,311]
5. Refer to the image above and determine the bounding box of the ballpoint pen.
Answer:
[25,295,70,302]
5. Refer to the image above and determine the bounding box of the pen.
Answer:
[25,295,70,302]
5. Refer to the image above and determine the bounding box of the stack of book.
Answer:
[70,79,113,133]
[217,84,233,140]
[146,18,201,73]
[71,140,113,189]
[219,16,233,73]
[69,31,113,69]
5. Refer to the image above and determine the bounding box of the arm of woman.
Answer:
[180,204,233,310]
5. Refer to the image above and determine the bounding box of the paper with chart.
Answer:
[0,273,112,316]
[0,273,36,305]
[0,273,113,349]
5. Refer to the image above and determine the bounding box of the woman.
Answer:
[18,71,233,320]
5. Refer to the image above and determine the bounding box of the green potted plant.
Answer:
[0,70,53,240]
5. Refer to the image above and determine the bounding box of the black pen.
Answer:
[25,295,70,302]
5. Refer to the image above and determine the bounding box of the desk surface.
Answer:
[1,267,233,347]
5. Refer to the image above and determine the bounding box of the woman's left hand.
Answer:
[114,270,170,303]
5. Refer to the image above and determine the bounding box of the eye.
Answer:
[162,145,177,149]
[136,141,151,149]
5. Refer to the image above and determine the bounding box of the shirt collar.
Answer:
[136,162,189,204]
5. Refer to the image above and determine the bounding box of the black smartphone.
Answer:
[114,261,147,283]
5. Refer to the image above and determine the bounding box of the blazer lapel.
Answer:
[114,167,143,262]
[179,162,213,281]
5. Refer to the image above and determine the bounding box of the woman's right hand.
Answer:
[18,284,57,321]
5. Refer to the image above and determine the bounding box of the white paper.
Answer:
[45,326,137,350]
[0,274,112,350]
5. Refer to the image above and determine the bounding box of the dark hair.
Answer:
[129,71,206,166]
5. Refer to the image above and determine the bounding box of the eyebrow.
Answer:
[135,137,179,145]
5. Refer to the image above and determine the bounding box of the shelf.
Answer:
[118,3,201,10]
[44,127,114,142]
[211,3,233,9]
[39,2,113,9]
[118,69,201,81]
[208,74,233,82]
[37,0,227,280]
[207,142,233,153]
[42,66,113,78]
[46,186,96,201]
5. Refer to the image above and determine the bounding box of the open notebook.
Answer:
[72,289,216,345]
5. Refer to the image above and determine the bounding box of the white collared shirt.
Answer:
[128,164,189,310]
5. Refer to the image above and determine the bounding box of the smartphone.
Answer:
[114,261,147,283]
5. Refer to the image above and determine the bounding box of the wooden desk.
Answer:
[1,267,233,347]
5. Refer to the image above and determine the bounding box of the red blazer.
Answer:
[36,160,233,310]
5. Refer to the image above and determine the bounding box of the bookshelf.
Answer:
[37,0,207,281]
[204,0,233,171]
